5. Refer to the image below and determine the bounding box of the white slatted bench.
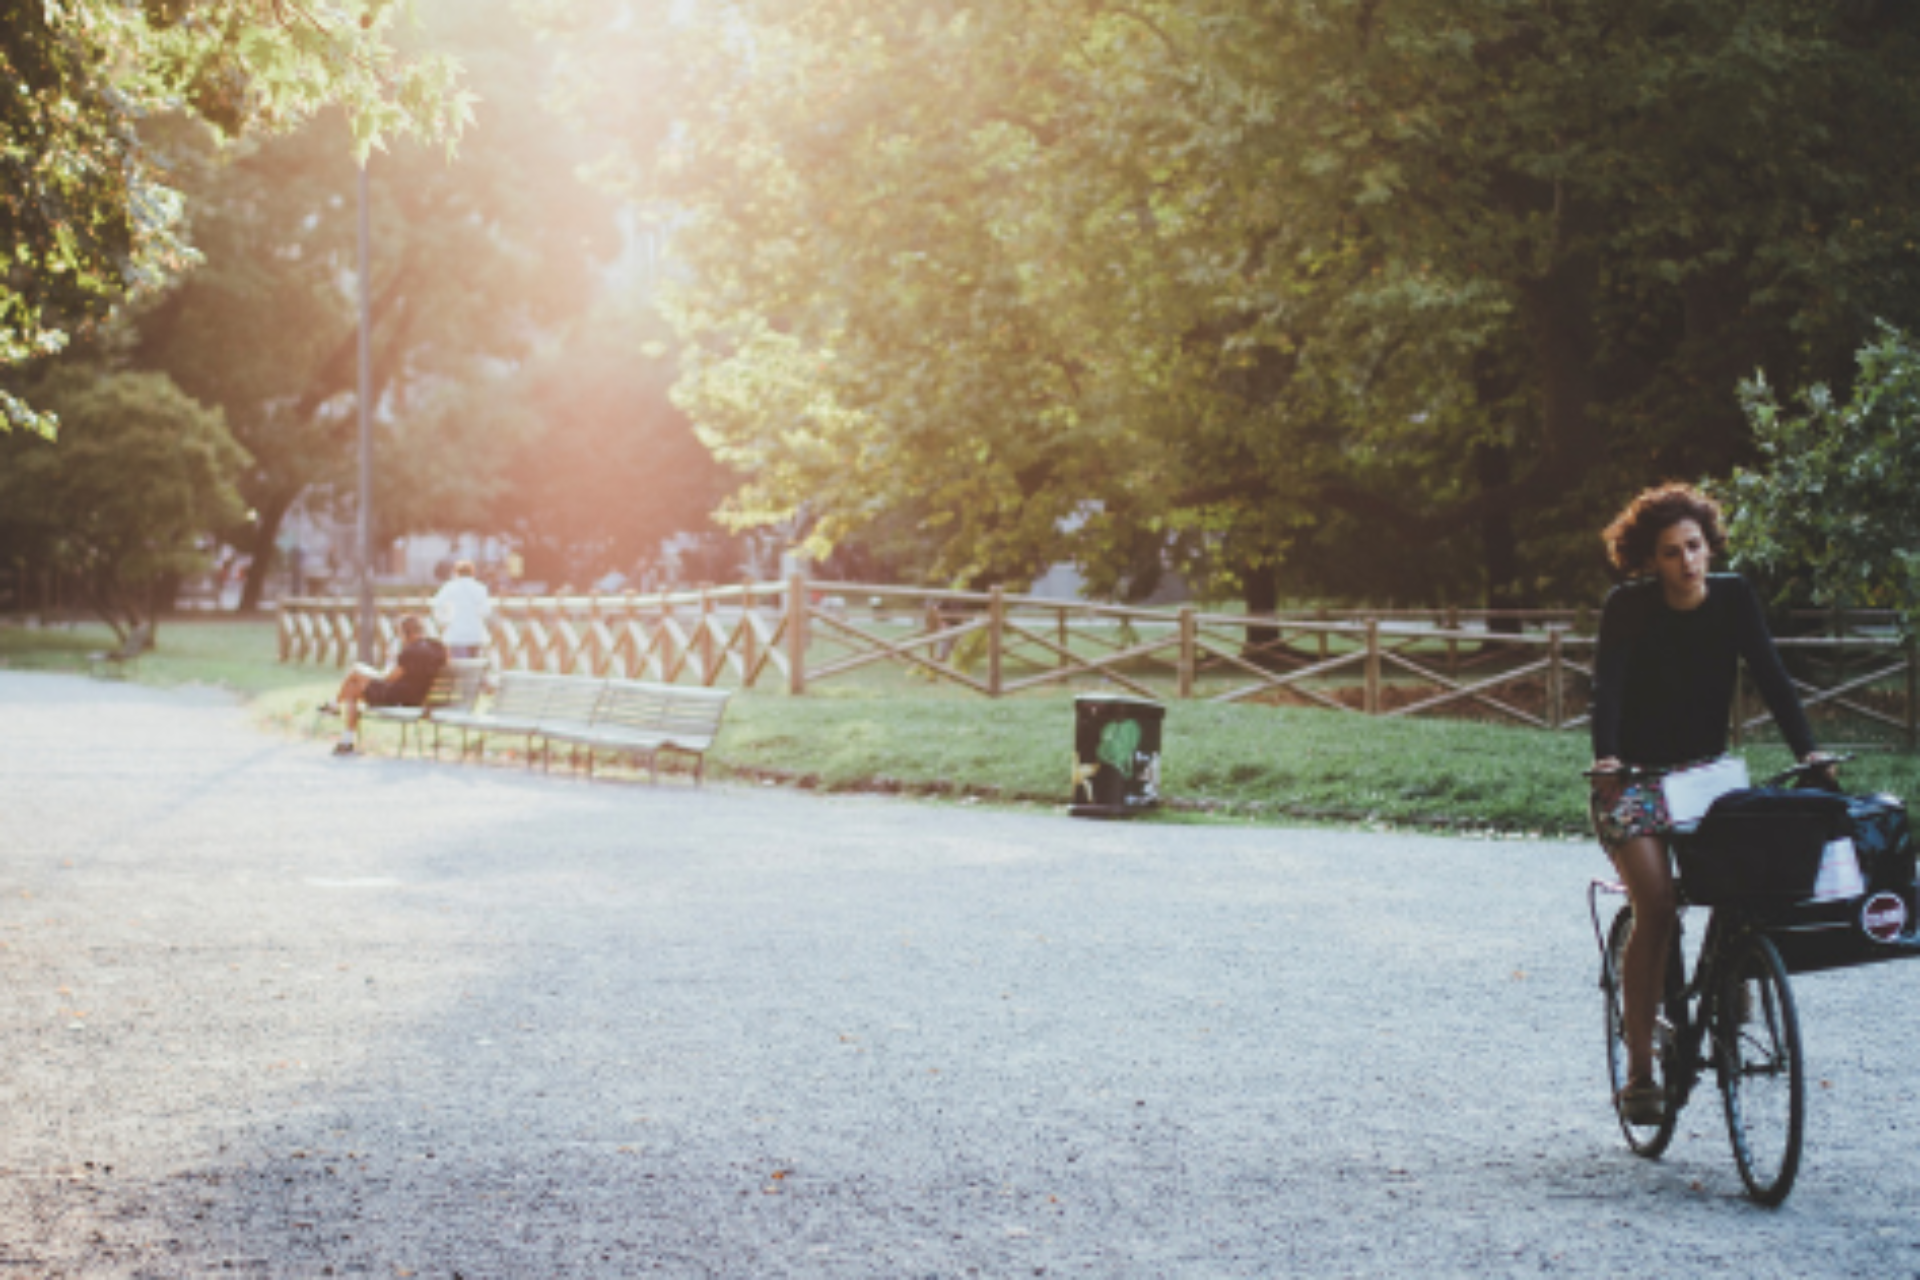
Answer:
[542,680,732,784]
[430,670,571,764]
[528,675,604,772]
[427,671,731,783]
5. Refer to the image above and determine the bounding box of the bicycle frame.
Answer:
[1588,879,1727,1114]
[1592,872,1810,1203]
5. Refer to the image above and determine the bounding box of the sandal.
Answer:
[1617,1081,1665,1126]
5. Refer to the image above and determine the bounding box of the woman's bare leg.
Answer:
[1610,834,1676,1086]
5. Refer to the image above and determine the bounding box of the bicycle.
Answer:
[1586,754,1918,1206]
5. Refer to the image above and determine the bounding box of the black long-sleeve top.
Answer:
[1589,574,1817,766]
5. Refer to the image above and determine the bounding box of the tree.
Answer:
[1725,326,1920,634]
[483,310,736,587]
[130,0,620,609]
[1,0,474,435]
[531,0,1920,610]
[0,365,247,636]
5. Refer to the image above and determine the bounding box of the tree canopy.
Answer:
[1,0,474,435]
[0,364,246,635]
[481,310,736,587]
[1726,326,1920,634]
[531,0,1920,606]
[128,0,619,608]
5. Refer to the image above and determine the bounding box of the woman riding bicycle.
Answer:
[1589,483,1836,1125]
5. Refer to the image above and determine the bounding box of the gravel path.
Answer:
[3,671,1919,1277]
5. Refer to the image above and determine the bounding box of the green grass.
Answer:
[11,616,1920,836]
[0,616,320,695]
[718,690,1920,835]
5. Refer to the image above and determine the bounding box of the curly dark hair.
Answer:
[1601,483,1727,575]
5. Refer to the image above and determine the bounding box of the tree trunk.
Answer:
[1240,563,1282,662]
[1474,442,1524,635]
[1520,253,1601,485]
[153,570,183,618]
[80,565,133,642]
[237,490,296,614]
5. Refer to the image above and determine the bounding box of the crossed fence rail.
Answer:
[276,579,1919,747]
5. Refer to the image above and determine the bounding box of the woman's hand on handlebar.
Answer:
[1799,750,1844,792]
[1759,751,1851,791]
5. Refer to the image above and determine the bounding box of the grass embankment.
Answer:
[10,617,1919,836]
[0,615,316,695]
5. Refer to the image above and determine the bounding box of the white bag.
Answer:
[1809,837,1866,902]
[1660,756,1750,826]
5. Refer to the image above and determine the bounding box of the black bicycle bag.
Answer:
[1846,791,1915,890]
[1678,788,1850,905]
[1679,787,1915,906]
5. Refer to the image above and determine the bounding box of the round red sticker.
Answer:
[1861,893,1909,944]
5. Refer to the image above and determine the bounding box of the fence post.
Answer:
[1445,605,1458,675]
[1317,606,1329,661]
[742,588,759,689]
[988,585,1004,697]
[1178,607,1196,699]
[698,587,715,685]
[1546,629,1563,730]
[1364,618,1380,715]
[584,595,604,676]
[1058,605,1068,670]
[787,573,807,695]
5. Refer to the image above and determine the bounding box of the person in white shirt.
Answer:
[432,559,493,659]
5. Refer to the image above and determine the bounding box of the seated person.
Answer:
[321,615,448,757]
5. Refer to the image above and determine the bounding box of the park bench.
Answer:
[543,679,732,784]
[364,657,488,757]
[88,622,151,679]
[431,670,730,783]
[430,669,568,763]
[427,670,606,770]
[526,675,605,772]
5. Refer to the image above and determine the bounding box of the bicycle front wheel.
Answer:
[1716,930,1805,1205]
[1604,905,1678,1157]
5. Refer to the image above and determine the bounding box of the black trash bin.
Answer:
[1070,693,1164,818]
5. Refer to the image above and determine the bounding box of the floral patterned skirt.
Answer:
[1590,776,1674,851]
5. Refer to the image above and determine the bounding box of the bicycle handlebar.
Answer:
[1582,753,1853,784]
[1759,753,1853,788]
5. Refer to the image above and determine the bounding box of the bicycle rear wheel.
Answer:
[1716,930,1805,1206]
[1604,905,1679,1157]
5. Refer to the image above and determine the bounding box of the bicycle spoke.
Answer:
[1718,933,1805,1206]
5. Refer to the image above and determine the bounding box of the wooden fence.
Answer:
[275,580,1918,747]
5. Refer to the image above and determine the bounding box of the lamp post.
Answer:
[355,158,376,664]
